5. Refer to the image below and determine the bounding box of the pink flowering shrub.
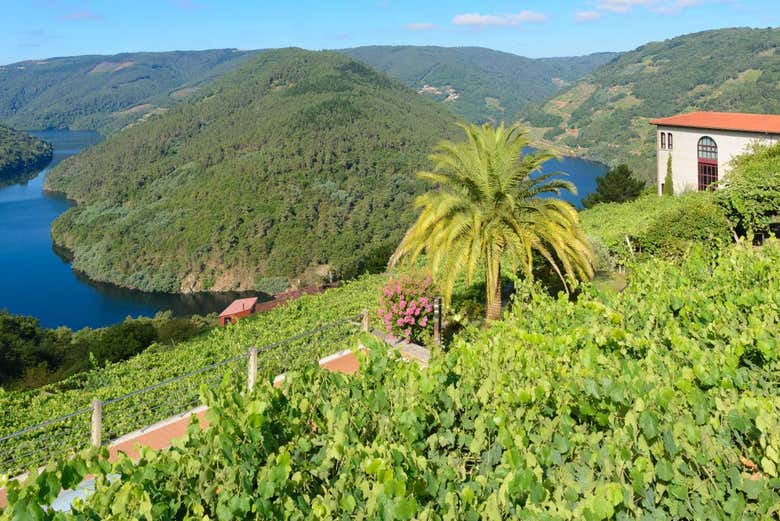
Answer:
[377,274,435,343]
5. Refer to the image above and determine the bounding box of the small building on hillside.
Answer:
[219,297,259,326]
[651,112,780,194]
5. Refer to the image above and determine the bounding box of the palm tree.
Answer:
[390,122,594,321]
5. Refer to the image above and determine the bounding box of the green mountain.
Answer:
[45,49,458,293]
[0,125,52,184]
[0,49,257,133]
[341,46,618,123]
[0,46,614,134]
[521,27,780,181]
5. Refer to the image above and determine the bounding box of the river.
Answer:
[0,130,262,329]
[0,130,606,330]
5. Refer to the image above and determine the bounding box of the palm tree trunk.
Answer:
[485,263,502,321]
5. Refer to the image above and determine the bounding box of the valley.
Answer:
[1,4,779,515]
[41,49,607,296]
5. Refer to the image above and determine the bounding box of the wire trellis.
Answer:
[0,407,91,478]
[0,314,363,478]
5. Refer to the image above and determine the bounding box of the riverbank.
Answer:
[0,130,269,329]
[0,125,52,186]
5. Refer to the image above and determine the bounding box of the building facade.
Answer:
[651,112,780,195]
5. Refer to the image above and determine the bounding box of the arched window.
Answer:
[660,132,666,149]
[667,133,673,149]
[697,136,718,191]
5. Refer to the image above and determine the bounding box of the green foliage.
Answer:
[0,50,256,133]
[523,106,565,128]
[44,49,458,292]
[5,243,780,519]
[581,164,646,208]
[663,156,674,196]
[0,125,52,184]
[0,311,214,390]
[390,123,594,320]
[716,142,780,237]
[254,276,290,295]
[638,196,731,257]
[0,275,384,475]
[341,46,617,123]
[581,192,729,265]
[542,126,565,140]
[523,28,780,181]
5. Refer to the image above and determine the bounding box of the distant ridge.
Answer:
[0,46,617,134]
[0,49,258,133]
[340,46,618,123]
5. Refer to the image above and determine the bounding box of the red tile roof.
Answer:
[219,297,258,317]
[650,112,780,134]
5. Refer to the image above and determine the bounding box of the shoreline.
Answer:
[0,151,54,188]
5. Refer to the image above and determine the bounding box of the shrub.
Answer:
[254,276,289,295]
[638,196,731,256]
[716,142,780,237]
[587,235,616,272]
[581,164,646,208]
[581,192,730,265]
[376,274,434,343]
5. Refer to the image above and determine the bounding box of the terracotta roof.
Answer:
[650,112,780,134]
[219,297,258,317]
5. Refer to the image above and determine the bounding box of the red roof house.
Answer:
[219,297,259,326]
[650,111,780,194]
[650,112,780,134]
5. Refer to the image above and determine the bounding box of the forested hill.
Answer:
[521,27,780,181]
[341,46,617,123]
[0,125,52,183]
[46,49,458,294]
[0,49,257,133]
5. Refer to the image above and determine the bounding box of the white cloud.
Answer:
[588,0,724,16]
[452,10,548,28]
[575,10,603,22]
[596,0,659,14]
[651,0,704,14]
[404,22,436,31]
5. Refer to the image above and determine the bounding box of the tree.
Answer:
[390,122,594,321]
[582,164,646,208]
[716,142,780,237]
[663,156,674,196]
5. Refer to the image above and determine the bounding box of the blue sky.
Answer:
[3,0,778,65]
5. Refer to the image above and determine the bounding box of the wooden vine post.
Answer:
[433,297,442,348]
[361,309,370,332]
[247,347,258,392]
[91,399,102,447]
